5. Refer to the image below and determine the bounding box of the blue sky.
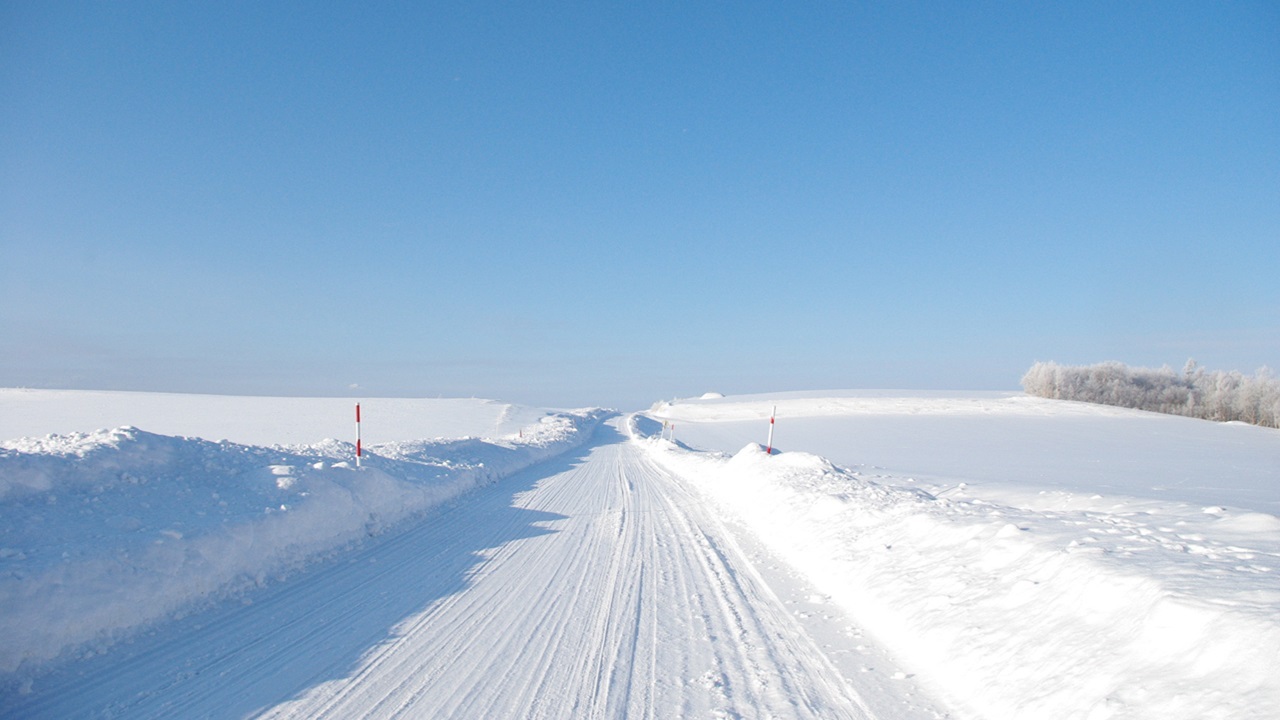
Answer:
[2,2,1277,409]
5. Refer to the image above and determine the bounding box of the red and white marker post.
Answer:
[355,403,363,467]
[765,406,776,455]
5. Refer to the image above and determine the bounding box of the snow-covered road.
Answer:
[5,419,939,719]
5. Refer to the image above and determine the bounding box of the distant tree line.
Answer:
[1021,360,1280,429]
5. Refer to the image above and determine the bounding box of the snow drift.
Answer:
[635,395,1280,720]
[0,409,607,676]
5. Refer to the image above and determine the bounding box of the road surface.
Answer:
[5,419,946,719]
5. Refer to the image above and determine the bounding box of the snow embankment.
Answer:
[630,414,1280,720]
[0,409,607,676]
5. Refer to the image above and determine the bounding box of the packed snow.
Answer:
[0,390,605,677]
[644,391,1280,719]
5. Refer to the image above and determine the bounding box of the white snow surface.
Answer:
[2,413,948,720]
[0,389,606,676]
[645,391,1280,720]
[5,387,1279,718]
[0,388,549,446]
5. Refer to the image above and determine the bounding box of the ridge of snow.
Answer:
[0,409,608,676]
[630,412,1280,720]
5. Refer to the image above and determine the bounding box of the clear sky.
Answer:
[2,2,1277,410]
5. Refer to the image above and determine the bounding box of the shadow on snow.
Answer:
[3,424,620,720]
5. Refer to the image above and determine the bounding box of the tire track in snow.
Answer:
[286,422,875,718]
[7,419,895,719]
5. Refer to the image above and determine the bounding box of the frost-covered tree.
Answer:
[1021,360,1279,429]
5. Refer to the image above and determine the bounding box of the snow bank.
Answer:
[631,414,1280,720]
[0,409,607,676]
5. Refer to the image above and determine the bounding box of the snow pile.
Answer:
[632,406,1280,719]
[0,409,606,676]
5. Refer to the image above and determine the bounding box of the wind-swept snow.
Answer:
[645,391,1280,720]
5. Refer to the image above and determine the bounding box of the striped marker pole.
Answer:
[765,406,776,455]
[355,403,362,467]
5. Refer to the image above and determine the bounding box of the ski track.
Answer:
[4,420,894,719]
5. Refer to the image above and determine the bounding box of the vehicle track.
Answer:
[6,419,880,719]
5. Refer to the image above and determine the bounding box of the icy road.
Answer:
[5,419,944,719]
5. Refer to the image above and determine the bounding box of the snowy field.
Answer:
[0,389,605,679]
[0,388,555,446]
[2,388,1278,719]
[645,391,1280,719]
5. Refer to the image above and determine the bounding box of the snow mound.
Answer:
[0,409,608,676]
[699,392,725,399]
[633,415,1280,720]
